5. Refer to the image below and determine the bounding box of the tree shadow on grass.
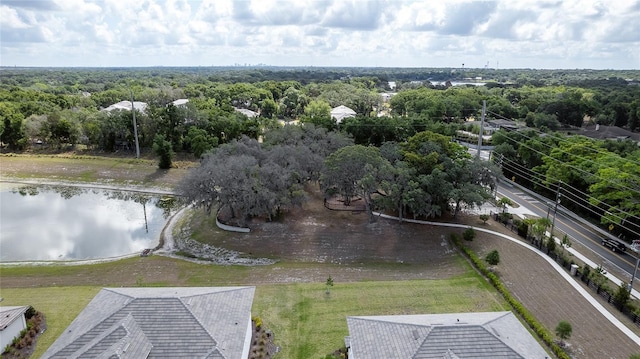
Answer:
[144,168,170,183]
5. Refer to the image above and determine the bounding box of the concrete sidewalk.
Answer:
[375,210,640,348]
[454,199,640,347]
[470,198,640,299]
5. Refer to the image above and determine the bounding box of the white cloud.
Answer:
[0,0,637,68]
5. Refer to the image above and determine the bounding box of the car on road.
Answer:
[601,238,627,253]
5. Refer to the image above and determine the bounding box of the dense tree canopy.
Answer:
[2,67,638,232]
[177,126,353,224]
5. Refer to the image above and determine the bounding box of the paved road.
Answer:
[496,178,640,290]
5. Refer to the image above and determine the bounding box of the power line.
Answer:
[497,152,640,223]
[495,150,640,237]
[488,110,640,169]
[497,131,640,195]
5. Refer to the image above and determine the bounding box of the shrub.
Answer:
[451,236,571,359]
[252,316,263,330]
[555,321,572,344]
[25,306,36,319]
[153,134,174,169]
[545,236,557,254]
[463,227,476,241]
[613,282,631,310]
[485,250,500,265]
[498,212,512,223]
[516,220,529,237]
[479,214,490,224]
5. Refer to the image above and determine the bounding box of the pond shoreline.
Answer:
[0,179,274,266]
[0,179,177,265]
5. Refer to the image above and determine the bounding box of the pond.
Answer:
[0,183,178,262]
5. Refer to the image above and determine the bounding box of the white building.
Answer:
[102,101,148,113]
[171,99,189,107]
[0,306,29,349]
[331,105,357,124]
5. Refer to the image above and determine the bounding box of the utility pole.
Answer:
[476,100,486,159]
[129,87,140,159]
[494,153,503,197]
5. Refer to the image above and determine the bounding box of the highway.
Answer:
[496,178,640,289]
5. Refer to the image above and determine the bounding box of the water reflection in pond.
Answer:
[0,184,178,261]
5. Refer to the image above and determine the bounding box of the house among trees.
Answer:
[331,105,356,123]
[41,287,255,359]
[0,306,29,349]
[345,311,549,358]
[234,107,259,118]
[171,98,189,107]
[102,100,148,113]
[570,124,640,144]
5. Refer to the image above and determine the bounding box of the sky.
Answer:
[1,0,639,69]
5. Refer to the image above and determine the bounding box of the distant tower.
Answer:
[462,63,464,70]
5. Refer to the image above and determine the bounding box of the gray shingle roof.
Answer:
[347,311,549,359]
[42,287,255,359]
[0,306,29,330]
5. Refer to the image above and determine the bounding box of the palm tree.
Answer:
[532,217,552,241]
[555,321,572,347]
[497,196,513,214]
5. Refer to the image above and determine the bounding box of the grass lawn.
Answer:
[0,153,191,188]
[253,272,506,359]
[1,262,505,359]
[0,287,101,358]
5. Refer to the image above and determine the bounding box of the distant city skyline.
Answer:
[1,0,638,69]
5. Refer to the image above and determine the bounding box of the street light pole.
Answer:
[551,181,562,234]
[476,100,486,159]
[629,256,639,293]
[630,243,640,293]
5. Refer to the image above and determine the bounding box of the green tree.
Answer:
[401,130,469,175]
[485,250,500,265]
[463,227,476,241]
[498,196,513,213]
[555,320,572,346]
[301,100,335,130]
[612,282,631,311]
[589,155,640,236]
[447,158,497,219]
[560,234,572,256]
[0,102,27,150]
[153,134,174,169]
[532,217,552,243]
[47,114,79,148]
[325,276,334,295]
[185,127,218,158]
[279,86,308,119]
[321,145,392,221]
[259,98,278,119]
[545,236,557,254]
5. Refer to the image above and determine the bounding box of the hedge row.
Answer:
[451,233,570,359]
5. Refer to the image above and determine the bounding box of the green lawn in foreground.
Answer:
[0,287,101,358]
[1,269,505,359]
[253,273,506,359]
